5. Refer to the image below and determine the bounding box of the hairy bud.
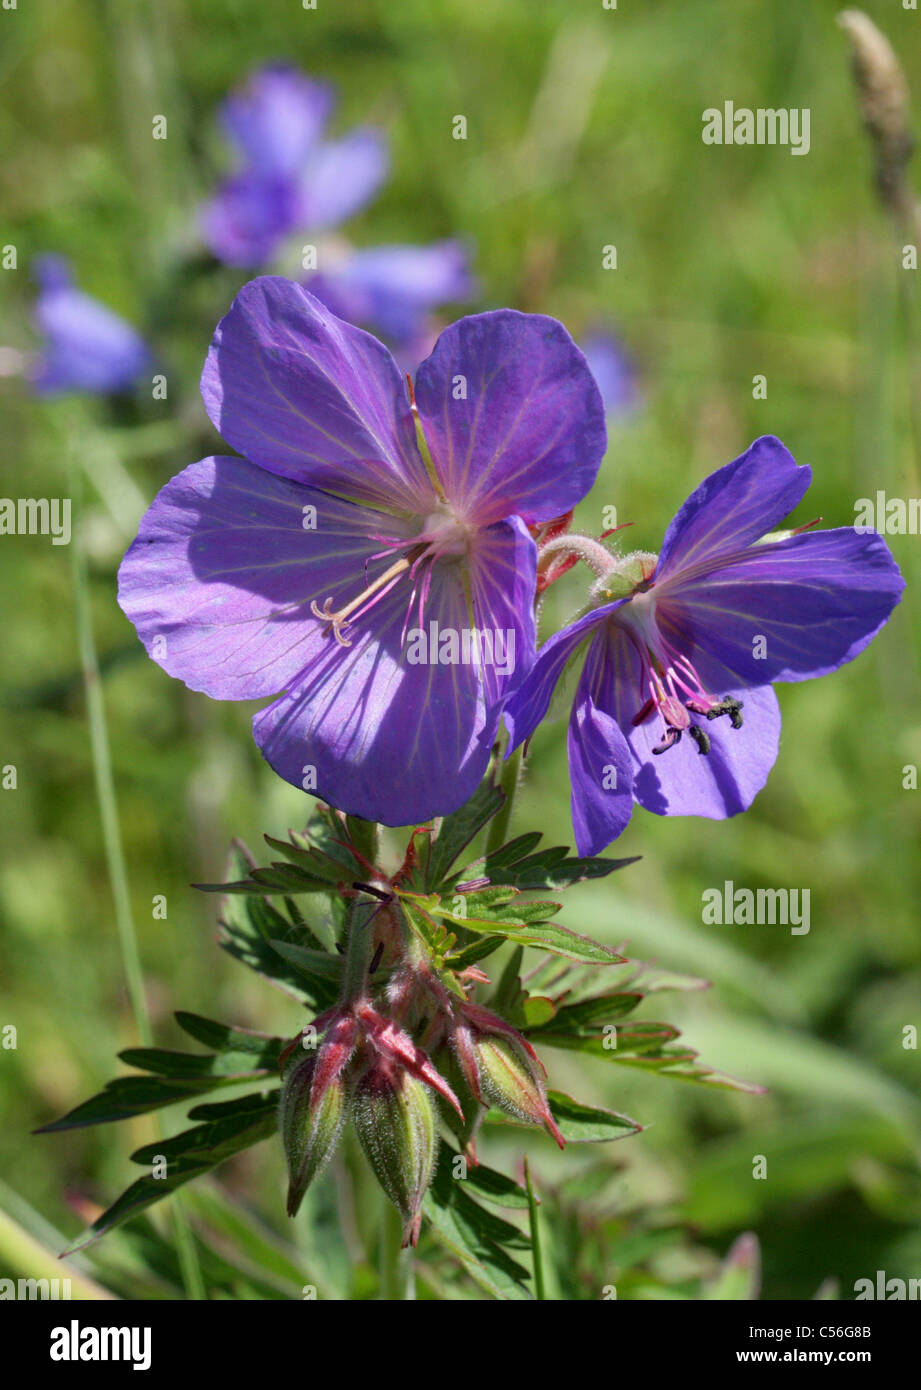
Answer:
[474,1031,565,1149]
[352,1062,438,1247]
[279,1054,347,1217]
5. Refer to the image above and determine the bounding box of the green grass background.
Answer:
[1,0,920,1299]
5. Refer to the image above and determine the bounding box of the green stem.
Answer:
[379,1195,415,1300]
[485,743,523,857]
[69,458,206,1302]
[523,1157,546,1301]
[345,814,379,867]
[341,892,379,1002]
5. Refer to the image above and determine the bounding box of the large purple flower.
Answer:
[117,277,606,824]
[201,65,388,267]
[505,436,905,855]
[30,256,151,395]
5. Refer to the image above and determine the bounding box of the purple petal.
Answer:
[628,681,781,820]
[200,171,299,268]
[297,129,389,231]
[466,514,537,707]
[503,602,620,750]
[117,455,417,700]
[656,526,905,686]
[413,310,607,526]
[252,546,499,826]
[656,436,811,581]
[220,65,333,177]
[308,240,475,343]
[31,264,150,395]
[200,277,434,511]
[567,651,635,854]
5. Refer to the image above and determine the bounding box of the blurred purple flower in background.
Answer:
[201,65,388,267]
[118,277,606,825]
[308,240,475,346]
[580,329,640,416]
[201,65,474,345]
[30,256,151,395]
[506,436,905,854]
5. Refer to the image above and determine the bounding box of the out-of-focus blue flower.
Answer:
[580,330,640,416]
[30,255,151,396]
[201,65,388,267]
[308,241,476,345]
[201,65,475,345]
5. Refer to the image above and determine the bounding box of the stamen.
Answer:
[311,554,414,646]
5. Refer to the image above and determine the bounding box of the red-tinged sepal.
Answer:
[358,1003,464,1118]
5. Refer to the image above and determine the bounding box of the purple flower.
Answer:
[117,277,606,824]
[308,240,476,346]
[30,256,151,395]
[201,65,388,267]
[505,436,905,855]
[580,330,640,416]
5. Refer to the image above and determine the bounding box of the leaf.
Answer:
[484,1092,641,1143]
[63,1092,279,1253]
[268,939,345,983]
[458,836,640,892]
[424,778,506,887]
[423,1148,531,1300]
[174,1013,283,1067]
[216,849,340,1010]
[546,1091,642,1143]
[401,890,625,964]
[445,936,506,970]
[460,1163,530,1210]
[528,992,644,1034]
[540,1032,766,1094]
[34,1075,232,1132]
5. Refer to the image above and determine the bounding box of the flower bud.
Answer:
[474,1033,565,1149]
[352,1062,438,1247]
[279,1053,347,1217]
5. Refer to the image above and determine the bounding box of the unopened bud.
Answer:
[475,1034,565,1149]
[279,1055,347,1217]
[352,1064,438,1247]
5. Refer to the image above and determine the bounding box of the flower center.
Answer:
[310,506,472,648]
[614,588,744,756]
